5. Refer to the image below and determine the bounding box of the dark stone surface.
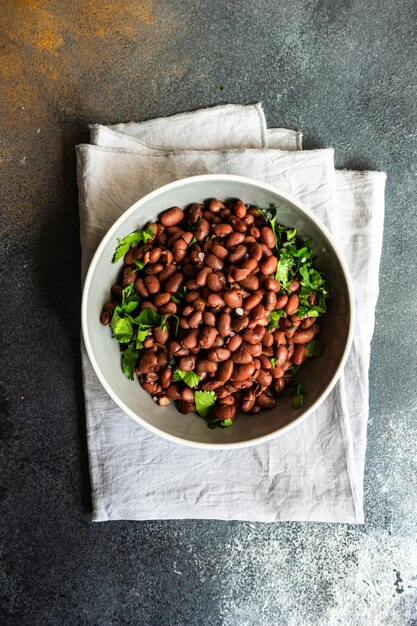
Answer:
[1,1,416,624]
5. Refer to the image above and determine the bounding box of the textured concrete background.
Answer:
[1,1,416,624]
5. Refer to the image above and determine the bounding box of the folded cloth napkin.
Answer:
[77,104,386,523]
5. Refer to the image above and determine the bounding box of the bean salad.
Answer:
[100,199,328,428]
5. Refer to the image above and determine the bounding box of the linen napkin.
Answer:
[77,104,385,523]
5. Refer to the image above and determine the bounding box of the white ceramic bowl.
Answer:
[82,174,355,449]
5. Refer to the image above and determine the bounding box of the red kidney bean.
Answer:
[141,300,157,311]
[301,317,316,329]
[198,327,218,349]
[248,243,263,261]
[153,327,168,346]
[158,264,176,283]
[153,292,170,307]
[232,315,249,332]
[232,267,251,281]
[292,344,307,365]
[144,275,160,294]
[274,294,288,309]
[188,311,203,328]
[208,348,231,363]
[260,256,278,275]
[160,206,184,227]
[145,263,164,275]
[293,329,315,344]
[257,392,276,409]
[208,198,225,213]
[136,352,158,375]
[213,223,233,237]
[232,362,255,382]
[223,290,243,309]
[194,219,211,241]
[205,254,224,271]
[207,293,225,308]
[122,267,136,287]
[188,203,203,223]
[227,334,243,352]
[274,378,286,395]
[201,379,224,391]
[275,345,288,366]
[196,359,218,375]
[218,359,234,382]
[234,200,247,218]
[240,326,263,344]
[182,329,199,349]
[206,273,223,292]
[196,267,212,286]
[133,277,148,297]
[259,355,272,370]
[218,395,235,406]
[166,383,182,400]
[100,311,111,325]
[260,226,275,248]
[160,368,172,389]
[261,330,274,347]
[212,335,225,348]
[211,244,229,260]
[285,293,299,316]
[239,275,259,291]
[241,391,256,412]
[244,294,261,310]
[202,311,215,327]
[251,303,265,321]
[230,347,253,364]
[165,273,184,293]
[228,245,248,264]
[226,231,246,248]
[241,342,263,357]
[178,400,196,414]
[271,366,285,379]
[160,302,178,316]
[214,313,230,338]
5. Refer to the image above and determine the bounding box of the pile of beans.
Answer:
[101,199,322,423]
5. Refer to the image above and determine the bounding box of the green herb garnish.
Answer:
[110,309,134,343]
[194,390,216,418]
[305,340,325,358]
[173,370,201,388]
[112,226,155,263]
[121,343,139,380]
[292,383,305,409]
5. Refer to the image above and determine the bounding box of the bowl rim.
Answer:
[81,173,356,449]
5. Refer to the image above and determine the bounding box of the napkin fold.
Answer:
[77,104,385,523]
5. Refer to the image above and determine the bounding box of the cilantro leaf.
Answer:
[112,226,155,263]
[136,326,149,349]
[110,309,134,343]
[121,343,139,380]
[135,308,161,327]
[133,259,145,271]
[194,390,216,418]
[305,340,325,357]
[170,285,187,304]
[173,370,201,388]
[292,383,305,409]
[208,417,233,429]
[267,309,286,330]
[115,284,140,315]
[286,228,297,241]
[270,357,278,367]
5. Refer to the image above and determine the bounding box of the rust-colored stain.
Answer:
[0,0,159,232]
[0,0,156,111]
